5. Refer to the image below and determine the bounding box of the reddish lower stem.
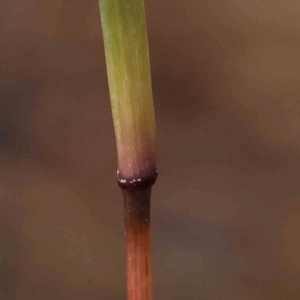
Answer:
[122,187,153,300]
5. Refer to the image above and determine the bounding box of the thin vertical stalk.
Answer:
[99,0,157,181]
[98,0,157,299]
[123,187,152,300]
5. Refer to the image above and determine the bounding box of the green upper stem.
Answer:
[99,0,157,181]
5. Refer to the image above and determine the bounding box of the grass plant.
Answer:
[98,1,157,299]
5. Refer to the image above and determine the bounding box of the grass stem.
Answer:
[98,0,157,299]
[123,187,153,300]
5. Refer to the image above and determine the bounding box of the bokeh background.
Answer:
[1,0,300,299]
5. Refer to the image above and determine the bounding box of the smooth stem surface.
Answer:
[123,187,153,300]
[99,0,157,181]
[98,1,156,299]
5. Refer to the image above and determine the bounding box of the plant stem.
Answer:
[98,0,157,299]
[122,187,153,300]
[99,0,157,181]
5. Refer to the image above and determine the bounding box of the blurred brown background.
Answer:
[1,0,300,299]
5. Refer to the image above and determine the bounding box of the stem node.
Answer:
[118,170,158,190]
